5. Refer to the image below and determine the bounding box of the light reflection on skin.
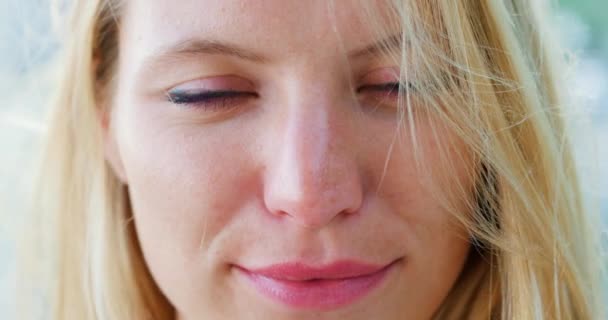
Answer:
[103,0,473,319]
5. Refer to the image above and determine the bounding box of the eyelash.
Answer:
[358,82,414,95]
[166,82,412,110]
[166,90,258,111]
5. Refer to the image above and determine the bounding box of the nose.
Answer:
[263,87,364,229]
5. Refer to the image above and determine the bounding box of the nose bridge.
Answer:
[285,90,332,195]
[263,76,363,228]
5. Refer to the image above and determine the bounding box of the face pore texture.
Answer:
[104,0,474,319]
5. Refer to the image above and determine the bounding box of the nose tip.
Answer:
[265,167,363,229]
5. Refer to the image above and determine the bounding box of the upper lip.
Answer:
[235,260,398,281]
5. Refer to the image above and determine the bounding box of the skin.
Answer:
[104,0,473,319]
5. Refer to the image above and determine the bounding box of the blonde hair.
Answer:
[26,0,605,319]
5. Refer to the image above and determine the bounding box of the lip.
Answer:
[234,259,400,310]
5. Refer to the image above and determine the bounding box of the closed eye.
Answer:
[166,90,258,110]
[357,82,413,95]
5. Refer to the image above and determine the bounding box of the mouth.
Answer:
[233,258,402,310]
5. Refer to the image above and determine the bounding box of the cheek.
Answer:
[375,121,473,290]
[383,182,471,314]
[374,118,474,228]
[117,114,258,290]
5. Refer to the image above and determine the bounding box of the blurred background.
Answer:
[0,0,606,318]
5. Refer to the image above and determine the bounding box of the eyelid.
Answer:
[167,75,256,94]
[358,67,401,85]
[164,75,258,112]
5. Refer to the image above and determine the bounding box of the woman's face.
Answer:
[105,0,472,319]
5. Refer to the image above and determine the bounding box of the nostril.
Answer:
[262,165,364,228]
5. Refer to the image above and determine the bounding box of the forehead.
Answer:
[120,0,396,61]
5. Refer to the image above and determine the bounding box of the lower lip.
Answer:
[235,261,397,310]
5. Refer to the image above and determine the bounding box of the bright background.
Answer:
[0,0,606,318]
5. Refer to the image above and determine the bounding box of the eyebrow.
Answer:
[147,33,403,65]
[348,34,403,59]
[158,38,269,63]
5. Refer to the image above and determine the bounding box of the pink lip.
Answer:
[234,259,399,310]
